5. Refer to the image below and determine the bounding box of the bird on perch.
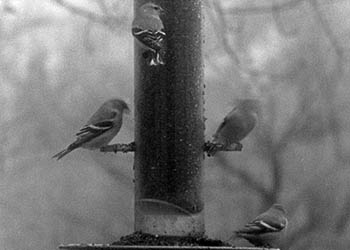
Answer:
[132,2,166,66]
[233,204,288,248]
[207,99,260,156]
[52,98,130,160]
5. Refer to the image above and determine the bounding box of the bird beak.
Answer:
[159,7,166,15]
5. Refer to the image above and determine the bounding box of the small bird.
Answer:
[234,204,288,248]
[132,2,165,66]
[207,99,259,156]
[53,99,130,160]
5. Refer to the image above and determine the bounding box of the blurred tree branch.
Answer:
[254,90,314,205]
[53,0,108,24]
[310,0,346,166]
[2,0,16,14]
[95,0,110,15]
[224,0,306,15]
[52,0,124,30]
[209,0,348,213]
[310,0,350,229]
[209,1,241,70]
[82,19,95,53]
[272,0,299,36]
[335,197,350,234]
[208,0,298,81]
[207,0,346,83]
[215,155,273,203]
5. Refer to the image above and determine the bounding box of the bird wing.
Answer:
[213,107,238,136]
[238,216,286,235]
[132,27,165,51]
[213,108,245,142]
[72,106,119,146]
[76,120,114,136]
[213,119,227,140]
[69,120,114,148]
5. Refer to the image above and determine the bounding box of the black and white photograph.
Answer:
[1,1,350,250]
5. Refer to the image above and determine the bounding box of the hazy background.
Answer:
[1,0,350,249]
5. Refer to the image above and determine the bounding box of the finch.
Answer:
[53,98,130,160]
[132,2,165,66]
[207,99,259,156]
[234,204,288,248]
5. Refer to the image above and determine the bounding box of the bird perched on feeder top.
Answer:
[132,2,165,66]
[207,99,260,156]
[52,98,130,160]
[234,204,288,248]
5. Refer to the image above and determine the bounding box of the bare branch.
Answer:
[335,197,350,234]
[210,1,242,68]
[225,0,306,15]
[256,100,285,203]
[267,148,282,202]
[275,83,315,153]
[208,0,296,81]
[272,0,299,36]
[310,0,345,165]
[222,0,348,16]
[52,0,115,28]
[310,0,343,62]
[82,19,95,53]
[95,0,110,15]
[215,155,273,201]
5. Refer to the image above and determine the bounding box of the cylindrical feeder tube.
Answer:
[134,0,204,236]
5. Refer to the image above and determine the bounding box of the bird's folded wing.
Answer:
[132,27,165,50]
[238,219,285,234]
[76,120,114,137]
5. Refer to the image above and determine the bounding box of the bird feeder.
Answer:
[59,1,277,250]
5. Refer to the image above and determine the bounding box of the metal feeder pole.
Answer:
[134,0,205,236]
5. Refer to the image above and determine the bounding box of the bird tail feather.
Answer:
[207,144,218,157]
[156,52,165,65]
[52,148,74,160]
[148,51,164,66]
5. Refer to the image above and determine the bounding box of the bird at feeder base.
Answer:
[52,98,130,160]
[207,98,260,156]
[233,203,288,248]
[132,2,166,66]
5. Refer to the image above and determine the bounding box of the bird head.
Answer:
[236,98,261,115]
[108,98,130,114]
[271,203,287,215]
[140,2,165,17]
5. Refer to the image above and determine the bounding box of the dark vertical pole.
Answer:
[134,0,204,236]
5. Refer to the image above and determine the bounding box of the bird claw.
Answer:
[234,142,243,151]
[121,147,129,153]
[205,141,243,156]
